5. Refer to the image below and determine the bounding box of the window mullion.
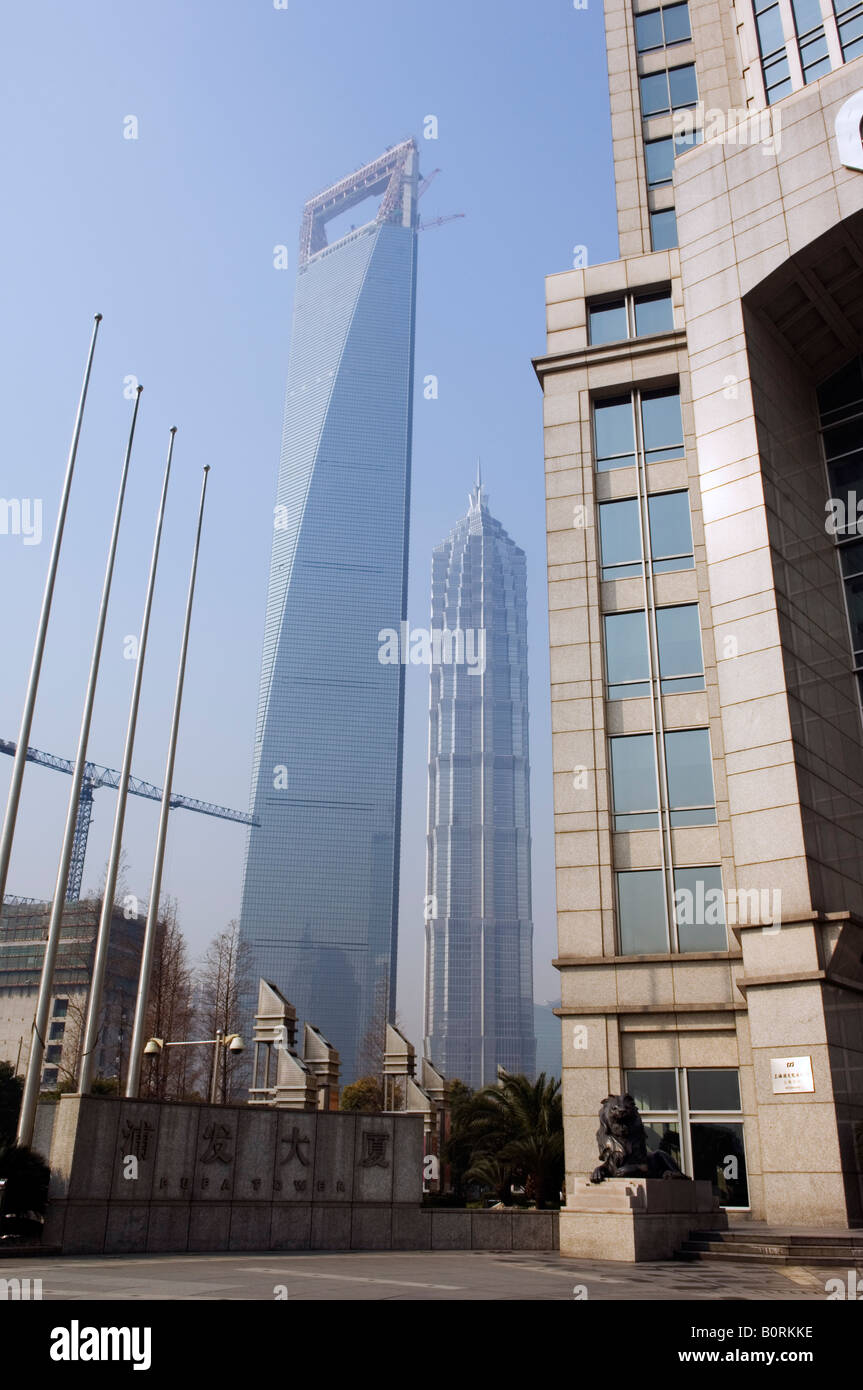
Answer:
[679,1068,694,1177]
[634,388,677,950]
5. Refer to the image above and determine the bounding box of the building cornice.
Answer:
[553,949,742,967]
[532,327,687,384]
[554,1002,744,1016]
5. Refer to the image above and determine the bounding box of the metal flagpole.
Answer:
[77,427,177,1097]
[126,465,210,1098]
[0,313,102,912]
[16,384,142,1148]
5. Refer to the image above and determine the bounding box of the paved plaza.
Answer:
[0,1249,852,1301]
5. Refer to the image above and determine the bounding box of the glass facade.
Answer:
[610,728,716,830]
[424,481,536,1087]
[604,602,704,699]
[588,289,674,344]
[626,1067,749,1207]
[594,388,684,470]
[238,143,419,1083]
[650,207,679,250]
[617,864,727,953]
[639,63,698,116]
[818,356,863,710]
[635,2,692,51]
[834,0,863,60]
[645,130,702,189]
[599,490,694,580]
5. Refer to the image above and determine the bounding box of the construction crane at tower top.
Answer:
[0,737,258,902]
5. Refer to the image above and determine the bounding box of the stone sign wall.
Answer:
[40,1095,559,1255]
[44,1095,424,1255]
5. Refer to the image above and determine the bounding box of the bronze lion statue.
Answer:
[589,1093,688,1183]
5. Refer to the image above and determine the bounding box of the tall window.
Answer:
[649,207,678,251]
[588,289,674,345]
[593,388,684,471]
[609,728,716,830]
[791,0,832,78]
[635,2,692,51]
[599,490,694,580]
[644,130,701,188]
[617,864,727,952]
[754,0,792,102]
[639,63,698,116]
[833,0,863,61]
[604,603,704,699]
[626,1068,749,1207]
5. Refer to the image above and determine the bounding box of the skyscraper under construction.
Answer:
[239,141,419,1082]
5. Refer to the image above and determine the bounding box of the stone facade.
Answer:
[562,1176,725,1261]
[536,0,863,1233]
[39,1095,558,1254]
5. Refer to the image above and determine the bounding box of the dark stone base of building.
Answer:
[38,1094,559,1255]
[43,1199,559,1255]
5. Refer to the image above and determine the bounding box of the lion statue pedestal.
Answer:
[559,1094,728,1262]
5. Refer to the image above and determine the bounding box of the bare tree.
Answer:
[85,847,132,909]
[356,971,392,1079]
[197,920,252,1103]
[141,898,197,1100]
[49,907,125,1094]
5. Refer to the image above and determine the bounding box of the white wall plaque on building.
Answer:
[771,1056,815,1094]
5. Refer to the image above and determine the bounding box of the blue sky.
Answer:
[0,0,617,1045]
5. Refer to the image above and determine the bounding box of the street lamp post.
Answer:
[142,1032,244,1105]
[210,1030,224,1106]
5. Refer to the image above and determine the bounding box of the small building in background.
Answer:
[0,897,143,1091]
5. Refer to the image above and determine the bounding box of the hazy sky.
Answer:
[0,0,617,1045]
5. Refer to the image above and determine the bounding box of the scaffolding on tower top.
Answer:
[298,138,419,267]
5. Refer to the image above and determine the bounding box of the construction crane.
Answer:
[0,737,258,902]
[418,213,466,232]
[417,168,441,200]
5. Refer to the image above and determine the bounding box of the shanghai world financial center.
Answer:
[240,137,537,1085]
[238,141,419,1083]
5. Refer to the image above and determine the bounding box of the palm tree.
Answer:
[451,1071,564,1209]
[463,1153,513,1206]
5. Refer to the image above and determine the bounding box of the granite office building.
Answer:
[239,142,419,1082]
[424,478,536,1088]
[535,0,863,1231]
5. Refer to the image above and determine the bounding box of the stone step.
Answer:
[681,1238,862,1259]
[676,1225,863,1266]
[675,1248,862,1267]
[675,1256,856,1267]
[695,1228,863,1246]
